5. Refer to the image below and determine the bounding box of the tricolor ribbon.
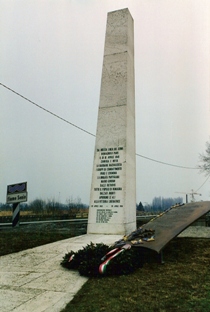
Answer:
[99,244,131,274]
[68,254,75,262]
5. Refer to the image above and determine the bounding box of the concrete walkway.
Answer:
[0,234,122,312]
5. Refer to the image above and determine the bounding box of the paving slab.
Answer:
[0,234,122,312]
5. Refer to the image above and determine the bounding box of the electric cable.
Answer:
[195,175,210,192]
[136,153,198,169]
[0,82,200,170]
[0,82,95,137]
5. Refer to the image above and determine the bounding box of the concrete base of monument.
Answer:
[87,221,136,235]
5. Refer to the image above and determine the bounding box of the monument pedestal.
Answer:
[88,8,136,235]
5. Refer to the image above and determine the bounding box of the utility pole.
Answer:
[188,189,202,202]
[175,190,202,203]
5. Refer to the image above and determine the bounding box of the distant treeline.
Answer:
[137,196,183,212]
[1,195,183,215]
[0,196,88,215]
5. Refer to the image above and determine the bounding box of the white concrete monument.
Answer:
[88,8,136,235]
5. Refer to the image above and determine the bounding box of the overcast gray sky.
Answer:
[1,0,210,206]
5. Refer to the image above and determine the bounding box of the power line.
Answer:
[136,153,198,170]
[0,82,95,137]
[1,82,199,170]
[196,175,210,192]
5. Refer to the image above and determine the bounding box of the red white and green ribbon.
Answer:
[99,248,124,274]
[68,254,74,262]
[99,244,131,274]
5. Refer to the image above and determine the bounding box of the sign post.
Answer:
[12,203,20,227]
[6,182,28,227]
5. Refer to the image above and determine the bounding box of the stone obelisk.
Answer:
[88,8,136,235]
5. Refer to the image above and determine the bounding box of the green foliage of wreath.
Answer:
[61,242,144,277]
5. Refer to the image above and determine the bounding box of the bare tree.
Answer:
[199,140,210,176]
[30,199,45,214]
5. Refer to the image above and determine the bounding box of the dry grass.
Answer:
[0,210,35,217]
[0,211,12,216]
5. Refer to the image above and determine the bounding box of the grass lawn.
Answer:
[1,223,210,311]
[61,237,210,312]
[0,222,84,256]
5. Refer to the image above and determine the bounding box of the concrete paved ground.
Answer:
[0,234,122,312]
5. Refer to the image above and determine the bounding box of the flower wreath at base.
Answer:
[61,227,155,277]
